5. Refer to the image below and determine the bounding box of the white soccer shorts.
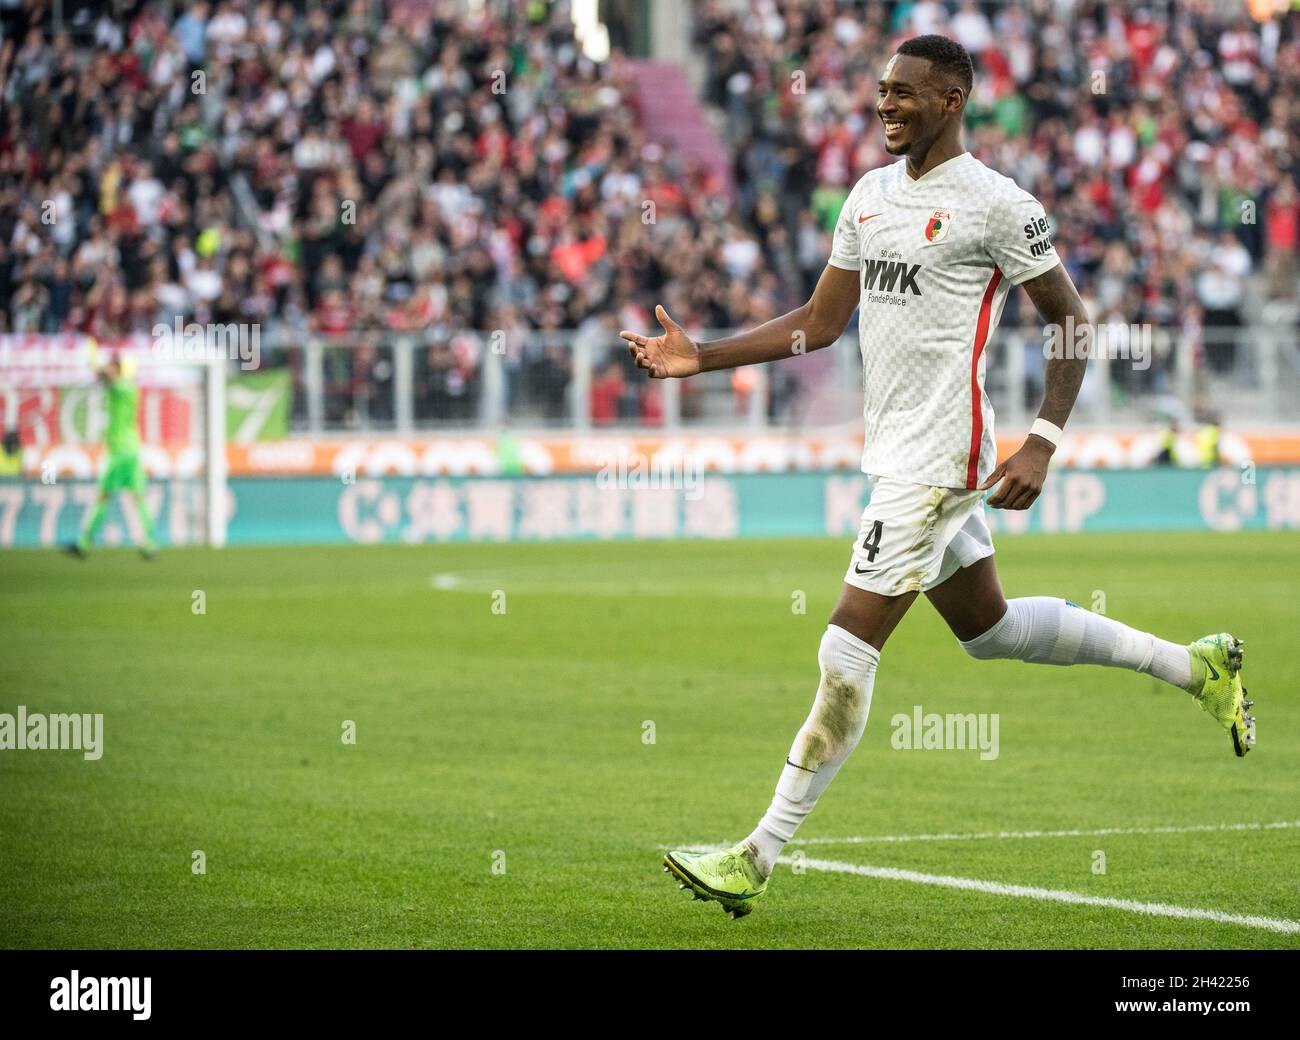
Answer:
[842,476,995,597]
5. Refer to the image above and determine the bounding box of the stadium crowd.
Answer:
[1,0,1297,427]
[696,0,1300,401]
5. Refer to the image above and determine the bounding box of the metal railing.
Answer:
[245,323,1300,434]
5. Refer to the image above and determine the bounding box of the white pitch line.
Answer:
[666,821,1300,855]
[786,820,1300,847]
[428,570,792,599]
[784,855,1300,935]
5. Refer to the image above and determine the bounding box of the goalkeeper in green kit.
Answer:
[65,342,158,559]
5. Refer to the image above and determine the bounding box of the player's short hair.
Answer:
[895,35,974,97]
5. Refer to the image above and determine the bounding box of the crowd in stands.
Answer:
[2,0,1296,428]
[695,0,1300,405]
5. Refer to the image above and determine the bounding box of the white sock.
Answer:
[960,596,1193,690]
[745,625,879,876]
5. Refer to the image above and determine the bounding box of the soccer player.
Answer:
[621,36,1256,919]
[65,347,158,560]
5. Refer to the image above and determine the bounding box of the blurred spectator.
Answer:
[590,360,626,426]
[0,426,21,476]
[1154,420,1179,466]
[1196,414,1223,467]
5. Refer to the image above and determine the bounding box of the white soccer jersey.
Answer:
[829,151,1060,489]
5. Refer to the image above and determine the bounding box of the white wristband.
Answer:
[1029,418,1063,447]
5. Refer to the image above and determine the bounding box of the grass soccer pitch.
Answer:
[1,531,1297,950]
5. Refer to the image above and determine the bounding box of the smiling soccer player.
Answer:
[621,35,1256,920]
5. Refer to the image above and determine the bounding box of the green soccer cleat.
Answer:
[663,842,767,919]
[1187,633,1255,757]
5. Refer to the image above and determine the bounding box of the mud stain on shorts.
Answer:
[894,486,945,594]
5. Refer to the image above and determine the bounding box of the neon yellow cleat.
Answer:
[1187,633,1255,757]
[663,843,767,919]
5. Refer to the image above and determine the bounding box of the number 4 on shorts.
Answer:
[860,519,883,563]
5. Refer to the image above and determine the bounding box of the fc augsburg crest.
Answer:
[925,210,951,243]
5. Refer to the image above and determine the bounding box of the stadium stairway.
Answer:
[629,60,734,202]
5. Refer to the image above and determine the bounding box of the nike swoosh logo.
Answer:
[1206,661,1220,681]
[854,564,871,574]
[858,212,883,224]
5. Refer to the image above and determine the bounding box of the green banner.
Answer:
[4,468,1300,548]
[226,370,291,443]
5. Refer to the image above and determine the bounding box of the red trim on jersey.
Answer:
[965,268,1004,490]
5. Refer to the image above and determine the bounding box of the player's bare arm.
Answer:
[620,263,859,378]
[979,263,1090,510]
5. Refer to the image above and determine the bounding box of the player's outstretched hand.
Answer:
[979,436,1054,510]
[620,305,701,379]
